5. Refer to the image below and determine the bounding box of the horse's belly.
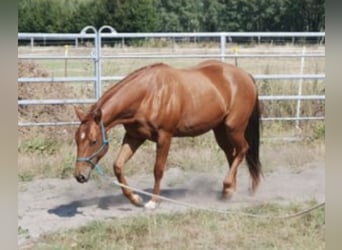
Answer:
[174,111,226,137]
[124,122,158,141]
[174,126,214,137]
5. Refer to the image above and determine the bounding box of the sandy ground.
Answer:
[18,163,325,247]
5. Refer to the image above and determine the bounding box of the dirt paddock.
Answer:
[18,162,325,247]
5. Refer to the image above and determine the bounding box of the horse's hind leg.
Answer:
[223,129,248,198]
[214,123,248,199]
[213,124,235,198]
[114,133,145,206]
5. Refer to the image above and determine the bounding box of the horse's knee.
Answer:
[233,143,248,162]
[113,161,123,176]
[241,143,249,157]
[235,138,248,154]
[154,167,164,180]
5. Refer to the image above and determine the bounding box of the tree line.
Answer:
[18,0,325,33]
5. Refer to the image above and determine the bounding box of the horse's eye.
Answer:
[90,140,97,146]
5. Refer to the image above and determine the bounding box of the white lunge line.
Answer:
[112,180,325,219]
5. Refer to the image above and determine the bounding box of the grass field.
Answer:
[23,201,324,250]
[18,126,325,182]
[18,44,325,76]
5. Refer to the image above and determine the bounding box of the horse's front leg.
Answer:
[145,131,172,209]
[114,133,145,206]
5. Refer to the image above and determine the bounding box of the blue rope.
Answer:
[95,164,105,176]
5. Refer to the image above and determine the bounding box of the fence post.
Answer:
[220,33,226,62]
[80,26,98,100]
[295,46,306,129]
[97,26,117,99]
[95,32,101,100]
[64,45,69,77]
[232,46,239,66]
[30,37,34,50]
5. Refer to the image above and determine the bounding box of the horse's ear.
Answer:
[74,106,86,121]
[93,109,102,124]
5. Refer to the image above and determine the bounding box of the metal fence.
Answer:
[18,27,325,127]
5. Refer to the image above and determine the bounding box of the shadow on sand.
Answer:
[47,188,190,217]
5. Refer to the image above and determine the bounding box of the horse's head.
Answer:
[74,107,109,183]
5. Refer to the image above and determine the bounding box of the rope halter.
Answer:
[76,120,109,169]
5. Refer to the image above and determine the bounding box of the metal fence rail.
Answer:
[18,29,325,127]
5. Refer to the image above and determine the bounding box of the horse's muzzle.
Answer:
[75,174,88,183]
[74,165,91,183]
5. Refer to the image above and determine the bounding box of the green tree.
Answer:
[217,0,254,31]
[303,0,325,31]
[111,0,160,32]
[281,0,325,31]
[157,0,202,32]
[68,1,99,32]
[157,0,182,32]
[252,0,286,31]
[69,0,160,32]
[200,0,224,32]
[18,0,325,33]
[18,0,84,33]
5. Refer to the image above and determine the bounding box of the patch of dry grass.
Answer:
[23,201,325,250]
[260,139,325,174]
[18,122,325,182]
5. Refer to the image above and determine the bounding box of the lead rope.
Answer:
[95,165,325,220]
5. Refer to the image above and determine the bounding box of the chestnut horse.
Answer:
[74,60,262,209]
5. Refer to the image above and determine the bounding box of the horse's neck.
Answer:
[98,82,144,129]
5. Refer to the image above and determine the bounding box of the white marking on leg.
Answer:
[144,200,158,210]
[80,132,86,140]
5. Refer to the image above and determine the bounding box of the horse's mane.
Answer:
[89,63,168,113]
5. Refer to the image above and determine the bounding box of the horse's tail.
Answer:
[245,76,263,193]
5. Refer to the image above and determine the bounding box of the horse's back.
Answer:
[196,60,256,91]
[181,60,257,112]
[177,60,257,132]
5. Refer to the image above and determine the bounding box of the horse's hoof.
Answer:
[222,188,234,200]
[144,200,158,210]
[248,186,256,196]
[131,194,144,207]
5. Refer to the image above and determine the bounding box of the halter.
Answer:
[76,121,109,169]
